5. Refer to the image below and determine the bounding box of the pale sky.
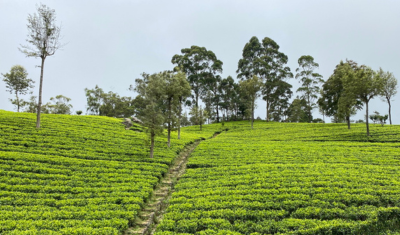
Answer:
[1,0,399,123]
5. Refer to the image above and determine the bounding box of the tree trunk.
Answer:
[167,98,171,148]
[251,100,254,129]
[36,57,45,128]
[178,98,182,140]
[150,131,155,158]
[16,91,20,112]
[216,103,219,123]
[266,99,269,122]
[365,101,370,136]
[388,98,392,125]
[346,115,350,129]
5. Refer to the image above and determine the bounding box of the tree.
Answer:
[85,85,105,115]
[286,98,309,123]
[239,75,262,129]
[237,37,293,121]
[342,66,383,136]
[377,68,397,125]
[48,95,73,114]
[19,3,63,128]
[134,72,166,158]
[237,36,262,80]
[86,86,135,117]
[295,55,324,122]
[2,65,34,112]
[259,37,293,121]
[318,60,362,129]
[172,46,223,108]
[267,80,293,122]
[163,71,191,146]
[189,106,208,131]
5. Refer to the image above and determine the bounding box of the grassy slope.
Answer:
[156,121,400,235]
[0,110,222,234]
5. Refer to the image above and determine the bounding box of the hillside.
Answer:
[0,110,221,234]
[156,121,400,234]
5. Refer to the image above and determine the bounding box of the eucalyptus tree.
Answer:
[19,3,64,128]
[377,68,397,125]
[134,72,166,158]
[171,46,223,108]
[2,65,34,112]
[342,66,384,136]
[239,75,262,129]
[259,37,293,121]
[237,36,262,80]
[295,55,324,122]
[237,36,293,121]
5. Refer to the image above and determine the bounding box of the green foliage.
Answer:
[172,45,223,107]
[85,85,135,117]
[156,121,400,234]
[378,67,397,125]
[237,36,293,121]
[239,75,262,129]
[295,55,324,122]
[48,95,73,114]
[189,106,209,131]
[2,65,35,112]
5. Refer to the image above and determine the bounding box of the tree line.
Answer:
[1,4,398,140]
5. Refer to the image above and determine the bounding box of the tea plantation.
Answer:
[156,121,400,235]
[0,110,220,234]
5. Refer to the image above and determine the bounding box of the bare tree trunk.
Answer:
[266,99,269,122]
[167,99,171,148]
[346,115,350,129]
[36,57,45,128]
[388,98,392,125]
[178,99,182,139]
[251,100,254,129]
[150,132,155,158]
[216,103,219,123]
[16,91,20,112]
[365,101,370,136]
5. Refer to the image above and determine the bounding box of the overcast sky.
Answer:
[1,0,399,123]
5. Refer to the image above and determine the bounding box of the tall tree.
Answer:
[259,37,293,121]
[342,66,384,136]
[134,72,166,158]
[171,46,223,107]
[2,65,34,112]
[377,68,397,125]
[295,55,324,122]
[219,76,237,121]
[19,3,63,128]
[237,36,262,80]
[239,75,262,129]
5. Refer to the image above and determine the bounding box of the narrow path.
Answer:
[124,138,204,235]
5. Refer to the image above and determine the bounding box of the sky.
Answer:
[1,0,400,123]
